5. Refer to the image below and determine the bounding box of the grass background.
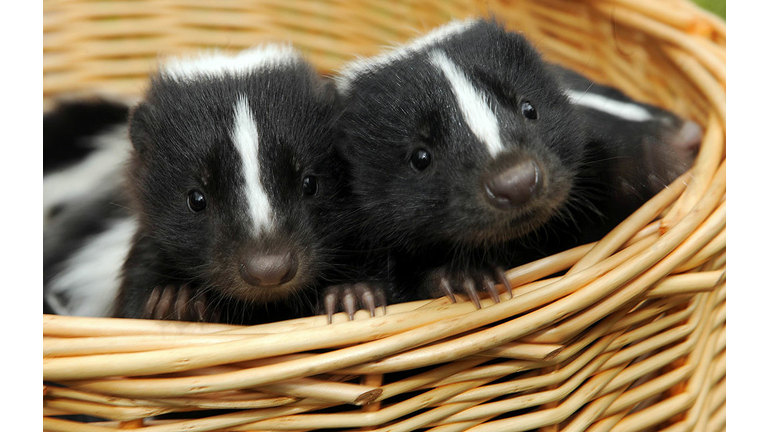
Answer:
[692,0,725,19]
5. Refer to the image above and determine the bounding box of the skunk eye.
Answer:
[410,148,431,171]
[302,176,318,196]
[521,101,538,120]
[187,190,207,212]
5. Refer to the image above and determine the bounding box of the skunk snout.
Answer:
[239,250,298,287]
[669,120,702,164]
[484,160,542,209]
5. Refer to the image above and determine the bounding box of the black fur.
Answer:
[336,19,699,303]
[117,51,352,324]
[43,98,130,173]
[339,22,583,252]
[43,192,132,316]
[43,98,134,316]
[548,64,700,246]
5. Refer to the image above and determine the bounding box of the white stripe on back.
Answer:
[161,44,299,81]
[231,95,274,234]
[48,217,137,317]
[44,125,130,221]
[565,89,653,122]
[429,51,504,158]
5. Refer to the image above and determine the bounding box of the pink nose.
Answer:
[485,160,541,209]
[239,251,297,286]
[670,120,702,162]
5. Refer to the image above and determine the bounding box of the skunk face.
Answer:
[553,64,701,221]
[337,19,587,249]
[128,47,345,304]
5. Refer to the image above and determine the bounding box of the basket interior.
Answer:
[43,1,726,431]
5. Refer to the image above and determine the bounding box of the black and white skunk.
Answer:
[117,45,354,324]
[44,46,354,324]
[43,98,136,317]
[550,64,702,239]
[334,18,701,307]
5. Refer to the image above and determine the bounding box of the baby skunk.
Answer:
[334,18,701,307]
[549,64,701,244]
[44,98,136,317]
[117,45,350,324]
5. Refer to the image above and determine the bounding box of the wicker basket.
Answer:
[43,1,726,431]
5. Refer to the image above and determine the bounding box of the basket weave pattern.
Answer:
[43,0,726,430]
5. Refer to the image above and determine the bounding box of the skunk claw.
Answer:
[495,266,513,298]
[143,284,213,322]
[482,274,500,304]
[429,265,511,309]
[321,282,388,324]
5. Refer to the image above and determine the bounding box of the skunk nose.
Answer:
[485,160,541,209]
[239,251,297,287]
[670,120,702,162]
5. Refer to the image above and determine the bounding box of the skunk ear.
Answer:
[127,102,154,155]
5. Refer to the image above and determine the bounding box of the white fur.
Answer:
[429,51,504,158]
[232,95,274,234]
[335,18,479,94]
[43,125,130,221]
[565,89,653,122]
[47,217,137,317]
[161,44,300,81]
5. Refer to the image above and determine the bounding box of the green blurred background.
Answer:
[693,0,725,19]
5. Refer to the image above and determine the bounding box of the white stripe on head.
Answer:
[232,95,274,234]
[47,217,137,317]
[429,50,504,158]
[161,44,299,81]
[565,89,653,122]
[335,18,480,94]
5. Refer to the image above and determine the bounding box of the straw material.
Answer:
[43,0,725,430]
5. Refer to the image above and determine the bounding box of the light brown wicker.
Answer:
[43,0,726,431]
